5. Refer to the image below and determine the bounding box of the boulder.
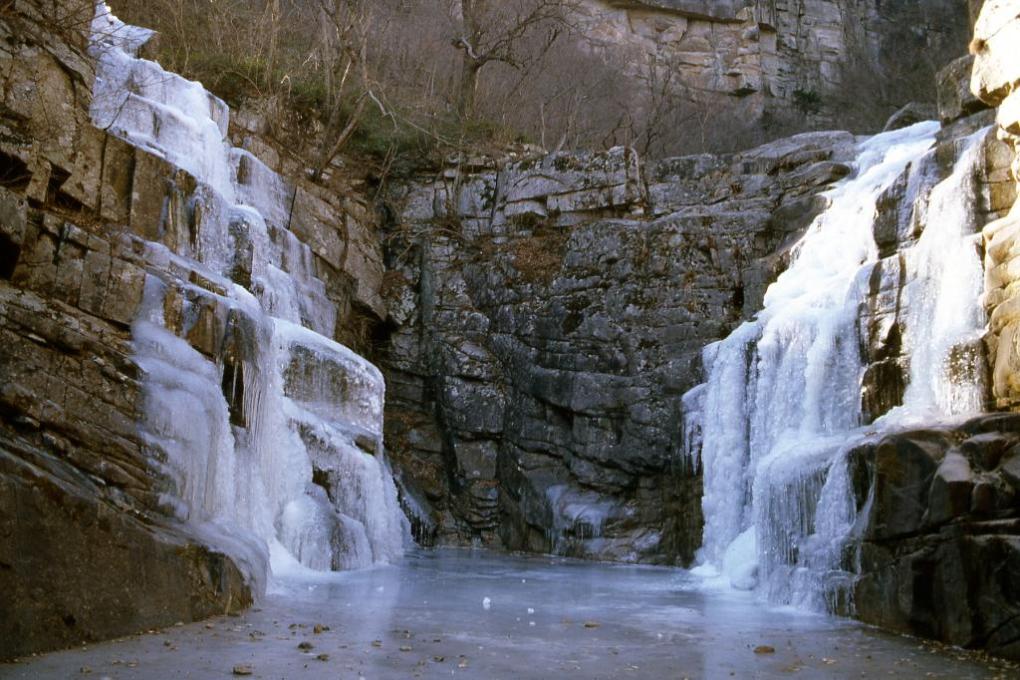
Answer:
[867,431,950,539]
[927,452,974,526]
[971,4,1020,105]
[883,102,938,131]
[937,55,990,124]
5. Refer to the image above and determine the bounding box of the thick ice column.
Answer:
[892,134,989,420]
[275,321,409,569]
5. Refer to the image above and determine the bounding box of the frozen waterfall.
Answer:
[90,3,409,587]
[683,122,990,609]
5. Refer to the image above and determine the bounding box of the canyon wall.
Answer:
[855,0,1020,656]
[976,0,1020,408]
[2,0,1016,663]
[0,0,251,658]
[845,0,1020,659]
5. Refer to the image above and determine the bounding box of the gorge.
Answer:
[2,0,1020,676]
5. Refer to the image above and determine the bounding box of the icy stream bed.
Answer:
[2,550,1013,679]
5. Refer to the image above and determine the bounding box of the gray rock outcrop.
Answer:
[380,133,859,562]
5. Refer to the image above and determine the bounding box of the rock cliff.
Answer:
[851,415,1020,659]
[0,1,405,659]
[0,0,252,658]
[975,0,1020,408]
[380,133,866,561]
[585,0,975,133]
[844,0,1020,659]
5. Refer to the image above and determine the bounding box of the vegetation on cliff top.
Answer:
[108,0,953,178]
[109,0,783,173]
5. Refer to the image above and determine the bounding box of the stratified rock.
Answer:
[585,0,970,133]
[380,132,859,563]
[975,0,1020,411]
[1,0,396,660]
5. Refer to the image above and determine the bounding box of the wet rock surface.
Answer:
[2,550,1016,680]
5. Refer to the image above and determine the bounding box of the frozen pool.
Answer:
[1,549,1014,679]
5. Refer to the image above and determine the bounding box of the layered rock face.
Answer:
[975,1,1020,409]
[683,2,1020,657]
[0,0,250,658]
[0,2,405,659]
[381,133,862,561]
[851,415,1020,659]
[2,0,1016,664]
[586,0,973,131]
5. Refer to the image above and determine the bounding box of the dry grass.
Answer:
[510,226,567,286]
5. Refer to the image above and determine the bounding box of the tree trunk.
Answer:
[265,0,280,86]
[458,58,481,119]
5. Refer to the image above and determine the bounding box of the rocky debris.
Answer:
[850,414,1020,660]
[975,0,1020,411]
[380,132,857,562]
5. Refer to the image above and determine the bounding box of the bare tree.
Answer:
[451,0,577,119]
[109,0,771,162]
[309,0,386,179]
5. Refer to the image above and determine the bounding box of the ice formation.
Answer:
[90,4,408,587]
[683,122,990,608]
